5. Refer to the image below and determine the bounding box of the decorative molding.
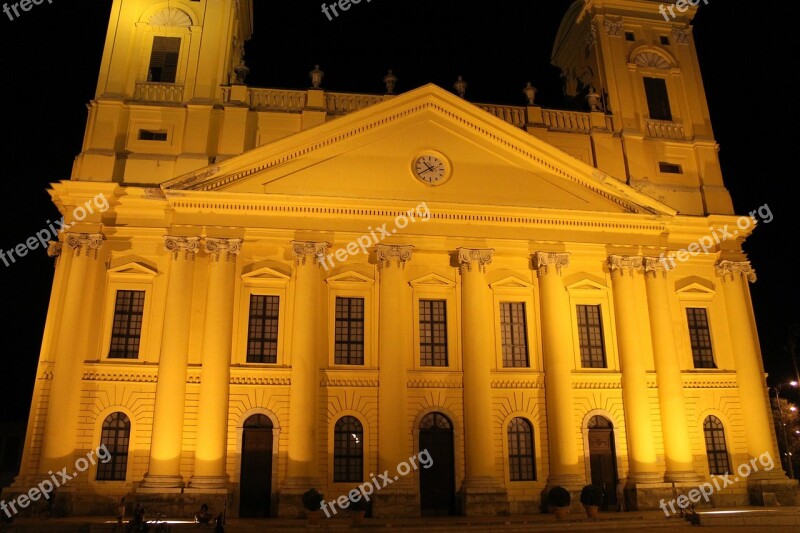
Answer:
[573,380,622,389]
[608,254,643,277]
[291,240,329,266]
[682,379,739,389]
[230,376,291,386]
[408,378,463,389]
[457,248,494,274]
[672,27,691,45]
[321,378,379,388]
[715,260,757,283]
[604,19,624,37]
[204,237,242,262]
[65,233,105,257]
[644,256,670,278]
[47,241,62,258]
[633,51,671,69]
[164,236,200,260]
[83,371,158,383]
[534,252,569,277]
[375,244,414,270]
[491,379,545,389]
[149,8,192,28]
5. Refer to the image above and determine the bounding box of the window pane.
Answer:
[687,308,716,369]
[703,416,730,475]
[643,77,672,121]
[97,413,131,481]
[500,303,529,368]
[507,418,536,481]
[577,305,606,368]
[335,298,365,365]
[109,290,145,359]
[247,295,280,364]
[333,416,363,483]
[420,300,448,367]
[148,37,181,83]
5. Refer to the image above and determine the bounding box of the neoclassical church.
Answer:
[6,0,797,518]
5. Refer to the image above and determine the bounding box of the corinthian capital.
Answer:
[644,256,671,278]
[375,244,413,270]
[534,252,569,277]
[291,240,329,266]
[204,237,242,262]
[608,255,643,277]
[47,241,62,258]
[65,233,104,257]
[164,236,201,260]
[457,248,493,274]
[715,260,757,283]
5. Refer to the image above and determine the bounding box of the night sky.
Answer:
[0,0,798,425]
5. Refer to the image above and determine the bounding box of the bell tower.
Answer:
[553,0,734,216]
[74,0,253,184]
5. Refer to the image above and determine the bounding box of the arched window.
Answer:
[97,412,131,481]
[334,416,363,483]
[508,418,536,481]
[703,416,730,475]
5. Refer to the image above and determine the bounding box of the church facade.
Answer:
[6,0,797,518]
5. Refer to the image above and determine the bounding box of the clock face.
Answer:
[414,154,448,185]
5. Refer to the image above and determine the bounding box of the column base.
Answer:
[664,470,702,483]
[133,487,229,518]
[187,475,228,490]
[546,473,585,488]
[458,477,509,516]
[371,486,418,518]
[277,477,321,519]
[625,479,688,511]
[140,474,184,490]
[748,476,799,506]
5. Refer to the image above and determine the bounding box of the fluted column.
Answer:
[40,233,104,474]
[534,252,583,486]
[190,238,242,489]
[376,245,413,479]
[716,261,783,478]
[457,248,499,486]
[608,255,660,484]
[142,236,200,488]
[643,258,699,482]
[284,241,328,488]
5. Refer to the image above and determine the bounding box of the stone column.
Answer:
[40,233,104,474]
[457,248,507,515]
[142,236,200,489]
[643,258,699,482]
[190,238,242,489]
[607,255,661,485]
[534,252,583,486]
[716,261,788,483]
[283,241,328,491]
[374,245,414,516]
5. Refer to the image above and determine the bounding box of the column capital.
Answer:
[47,241,62,258]
[375,244,414,270]
[644,256,671,278]
[65,233,105,257]
[291,240,329,266]
[534,251,569,277]
[457,248,493,274]
[164,236,201,260]
[204,237,242,262]
[716,260,757,283]
[608,254,643,277]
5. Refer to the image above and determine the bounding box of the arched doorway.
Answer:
[419,412,455,516]
[239,414,273,517]
[588,415,618,510]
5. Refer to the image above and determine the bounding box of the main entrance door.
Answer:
[588,415,618,510]
[239,414,273,518]
[419,412,455,516]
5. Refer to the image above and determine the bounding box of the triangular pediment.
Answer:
[241,265,291,286]
[410,272,456,288]
[326,270,374,286]
[675,279,716,295]
[489,276,533,290]
[163,85,675,216]
[107,259,158,279]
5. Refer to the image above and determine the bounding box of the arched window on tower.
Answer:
[334,416,363,483]
[507,418,536,481]
[97,412,131,481]
[703,416,730,475]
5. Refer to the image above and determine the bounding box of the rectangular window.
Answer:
[643,77,672,121]
[138,129,168,141]
[109,290,145,359]
[659,162,683,174]
[247,295,280,364]
[148,36,181,83]
[660,35,670,45]
[687,308,716,368]
[625,31,635,41]
[335,297,365,365]
[577,304,606,368]
[500,302,529,368]
[419,299,448,367]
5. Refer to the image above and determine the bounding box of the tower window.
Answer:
[138,129,168,141]
[659,162,683,174]
[643,77,673,121]
[687,308,716,369]
[335,297,365,365]
[660,35,670,45]
[247,295,280,364]
[625,31,635,41]
[577,304,606,368]
[500,302,529,368]
[109,290,144,359]
[419,299,448,367]
[148,36,181,83]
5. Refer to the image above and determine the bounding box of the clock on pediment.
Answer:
[412,152,451,185]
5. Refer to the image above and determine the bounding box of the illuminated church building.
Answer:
[7,0,798,518]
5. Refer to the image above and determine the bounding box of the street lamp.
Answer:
[773,382,799,479]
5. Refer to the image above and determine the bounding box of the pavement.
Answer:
[1,506,799,532]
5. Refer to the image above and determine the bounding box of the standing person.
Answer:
[616,479,626,512]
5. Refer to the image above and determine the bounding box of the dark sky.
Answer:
[0,0,798,424]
